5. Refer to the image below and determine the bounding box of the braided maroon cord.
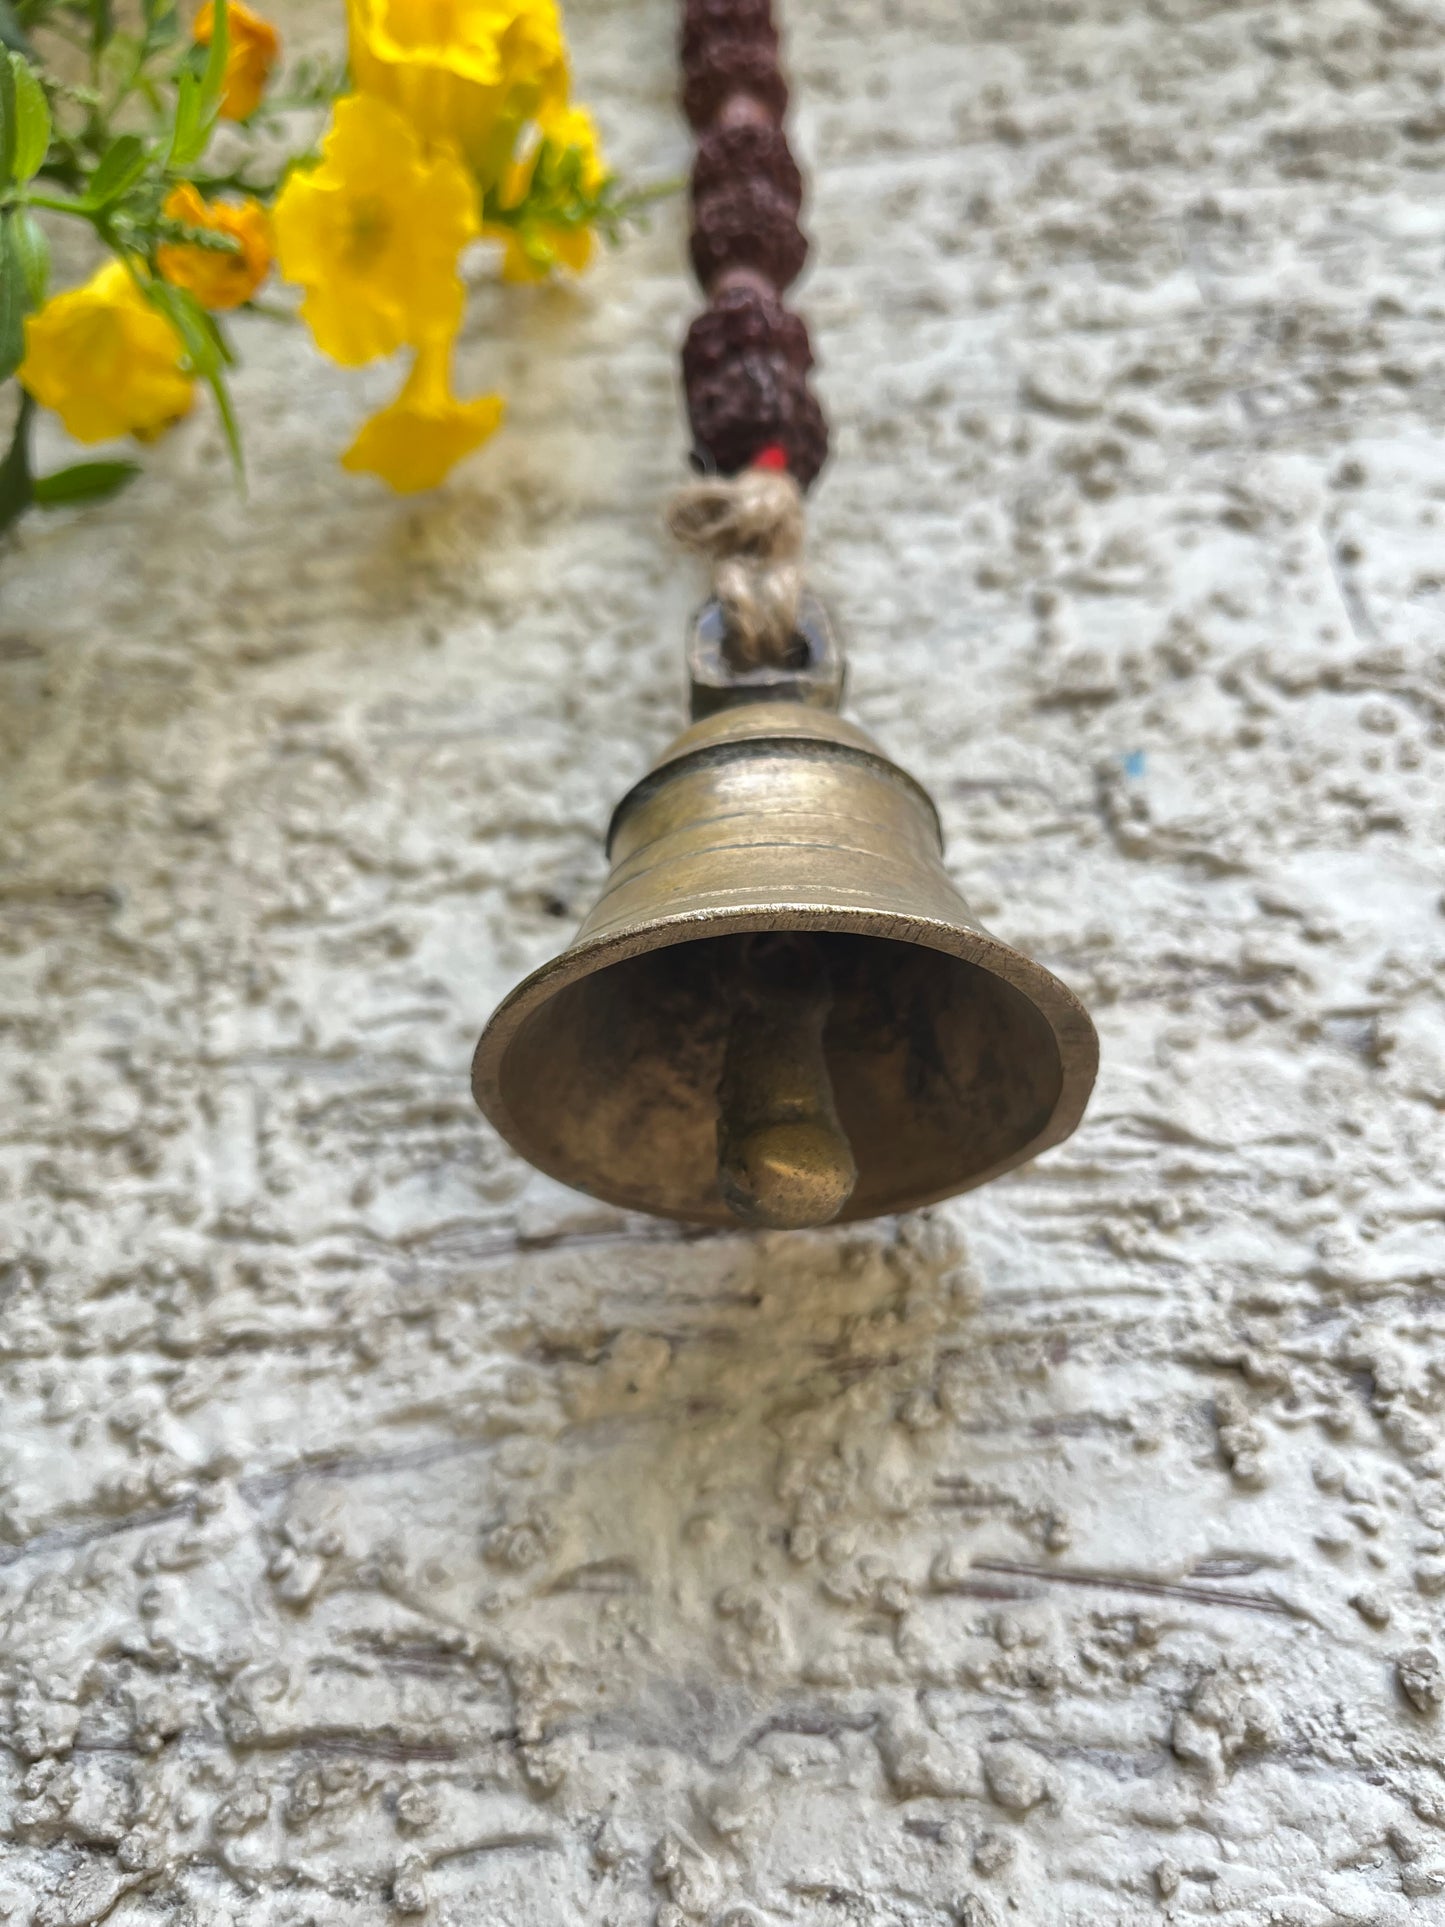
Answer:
[680,0,828,489]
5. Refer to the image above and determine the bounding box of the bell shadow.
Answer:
[460,1216,977,1759]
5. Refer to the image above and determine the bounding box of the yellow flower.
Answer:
[538,103,606,192]
[194,0,280,122]
[342,340,504,492]
[19,261,194,445]
[273,93,479,366]
[489,105,607,283]
[347,0,568,183]
[158,185,273,311]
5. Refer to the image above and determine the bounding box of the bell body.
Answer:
[471,703,1097,1226]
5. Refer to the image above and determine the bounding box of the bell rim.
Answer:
[471,904,1099,1226]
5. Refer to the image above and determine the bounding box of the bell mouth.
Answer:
[471,910,1097,1226]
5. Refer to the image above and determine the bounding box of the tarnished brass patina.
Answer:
[471,702,1097,1227]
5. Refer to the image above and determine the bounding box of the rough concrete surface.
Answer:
[4,0,1445,1920]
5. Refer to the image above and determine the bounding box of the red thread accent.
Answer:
[750,443,789,471]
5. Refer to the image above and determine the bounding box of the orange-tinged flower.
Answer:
[274,92,479,366]
[194,0,280,122]
[347,0,567,183]
[158,185,273,311]
[342,340,504,491]
[20,261,194,444]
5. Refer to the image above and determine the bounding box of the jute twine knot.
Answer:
[667,467,805,669]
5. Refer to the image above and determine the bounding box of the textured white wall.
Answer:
[4,1,1445,1921]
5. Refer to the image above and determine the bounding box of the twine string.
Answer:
[667,465,805,669]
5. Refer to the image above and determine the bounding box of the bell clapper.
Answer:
[715,932,858,1230]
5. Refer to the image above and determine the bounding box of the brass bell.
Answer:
[472,697,1098,1229]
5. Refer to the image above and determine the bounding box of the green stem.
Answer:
[106,41,148,119]
[20,188,100,221]
[0,389,36,539]
[184,164,286,196]
[611,174,685,215]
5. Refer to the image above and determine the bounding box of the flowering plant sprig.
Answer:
[0,0,668,534]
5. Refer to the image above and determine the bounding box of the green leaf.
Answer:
[10,205,46,305]
[207,356,242,474]
[0,386,34,535]
[81,131,149,210]
[9,55,48,182]
[0,42,15,191]
[144,278,243,474]
[146,276,219,372]
[0,212,28,381]
[34,458,140,506]
[197,0,227,118]
[169,0,228,171]
[89,0,112,60]
[168,68,207,168]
